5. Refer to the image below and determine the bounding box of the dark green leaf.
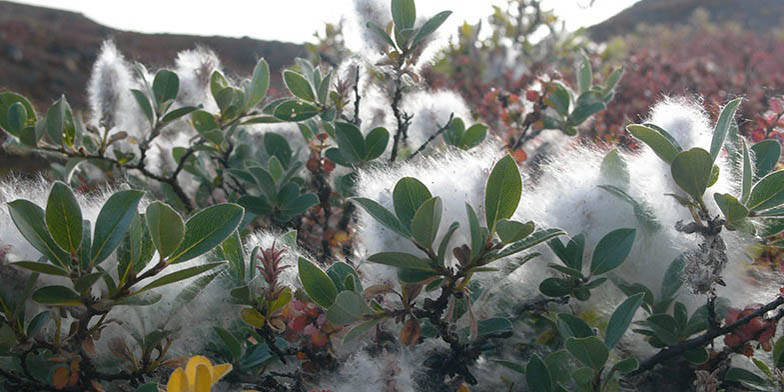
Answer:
[298,257,338,308]
[246,58,270,109]
[526,354,552,392]
[367,252,434,271]
[152,69,179,109]
[626,124,680,163]
[752,140,781,179]
[272,99,320,122]
[670,148,713,200]
[90,190,145,265]
[326,290,371,325]
[485,155,522,232]
[496,219,534,244]
[352,197,410,238]
[590,228,636,275]
[393,177,432,230]
[283,70,316,102]
[605,293,644,349]
[145,201,185,259]
[8,199,69,267]
[168,204,244,263]
[364,127,389,160]
[45,182,83,252]
[565,336,608,371]
[411,10,452,48]
[32,285,81,306]
[748,170,784,211]
[411,197,442,249]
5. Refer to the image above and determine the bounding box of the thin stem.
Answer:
[406,113,454,161]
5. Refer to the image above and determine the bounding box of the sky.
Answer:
[13,0,639,44]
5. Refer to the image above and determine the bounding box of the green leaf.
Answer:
[773,336,784,368]
[90,190,145,265]
[246,58,270,109]
[10,261,69,277]
[366,22,397,49]
[0,92,36,135]
[545,82,571,116]
[610,357,639,374]
[411,197,442,249]
[565,336,609,371]
[135,261,226,294]
[605,293,644,349]
[411,10,452,48]
[391,0,416,30]
[460,123,487,149]
[710,98,742,162]
[600,148,630,189]
[485,155,522,232]
[131,89,154,126]
[45,182,83,252]
[747,170,784,211]
[272,99,320,122]
[31,285,81,306]
[526,354,552,392]
[684,347,709,364]
[334,121,365,163]
[145,201,185,259]
[6,101,26,134]
[45,96,68,145]
[298,257,338,308]
[352,197,410,238]
[466,203,484,261]
[590,228,636,276]
[572,367,595,386]
[168,204,244,263]
[741,139,753,203]
[724,367,770,388]
[74,272,104,293]
[539,278,572,297]
[7,199,70,267]
[577,54,592,94]
[343,318,383,344]
[492,228,566,260]
[160,105,198,126]
[393,177,432,230]
[214,327,241,361]
[367,252,435,271]
[26,311,51,338]
[326,291,371,325]
[443,117,464,146]
[264,132,293,168]
[548,234,585,271]
[670,148,713,200]
[327,262,361,292]
[646,314,679,346]
[751,140,781,179]
[364,127,389,161]
[496,219,534,244]
[152,69,179,110]
[713,193,749,225]
[660,255,685,300]
[283,70,316,102]
[626,124,680,163]
[557,313,594,339]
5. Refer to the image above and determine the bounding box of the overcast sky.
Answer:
[13,0,639,43]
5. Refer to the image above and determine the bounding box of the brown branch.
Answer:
[406,113,454,162]
[629,295,784,377]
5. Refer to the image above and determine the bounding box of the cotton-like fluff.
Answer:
[347,0,392,60]
[506,99,780,355]
[318,349,418,392]
[87,41,144,133]
[353,145,503,286]
[173,47,222,112]
[401,90,473,150]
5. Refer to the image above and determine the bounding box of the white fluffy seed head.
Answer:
[174,47,222,112]
[87,41,141,132]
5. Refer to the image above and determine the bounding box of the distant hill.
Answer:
[588,0,784,41]
[0,0,306,110]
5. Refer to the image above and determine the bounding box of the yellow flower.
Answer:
[166,356,232,392]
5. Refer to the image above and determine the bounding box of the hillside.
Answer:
[588,0,784,41]
[0,0,306,110]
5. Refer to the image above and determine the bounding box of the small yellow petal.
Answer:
[211,363,232,382]
[167,368,186,392]
[194,363,213,392]
[185,356,213,388]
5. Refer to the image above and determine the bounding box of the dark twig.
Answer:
[629,295,784,377]
[352,65,362,127]
[406,113,454,161]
